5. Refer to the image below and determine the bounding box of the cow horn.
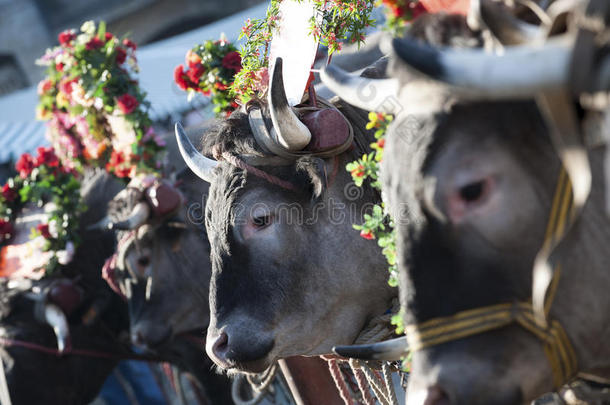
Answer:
[43,303,71,353]
[479,0,542,45]
[175,122,217,183]
[268,57,312,151]
[111,202,150,230]
[319,64,399,114]
[333,336,408,361]
[390,36,572,99]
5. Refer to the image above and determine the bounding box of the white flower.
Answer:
[94,97,104,110]
[81,21,96,35]
[48,219,60,239]
[56,241,75,265]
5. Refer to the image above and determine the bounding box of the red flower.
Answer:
[214,82,228,91]
[0,219,13,240]
[85,37,104,51]
[376,138,385,148]
[116,93,139,115]
[122,39,137,50]
[222,51,242,73]
[37,79,53,95]
[174,64,195,91]
[350,164,365,178]
[360,229,375,240]
[115,47,127,64]
[55,62,64,72]
[186,50,202,69]
[2,184,17,202]
[104,32,114,42]
[58,30,76,46]
[37,223,52,239]
[35,147,60,168]
[15,153,35,178]
[187,64,205,84]
[59,77,76,95]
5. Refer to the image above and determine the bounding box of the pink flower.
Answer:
[37,79,53,95]
[116,93,139,115]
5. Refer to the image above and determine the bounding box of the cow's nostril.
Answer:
[423,386,450,405]
[211,332,229,361]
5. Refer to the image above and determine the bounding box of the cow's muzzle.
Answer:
[206,328,274,373]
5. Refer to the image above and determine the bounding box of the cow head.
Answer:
[176,59,396,374]
[103,173,211,352]
[321,11,610,405]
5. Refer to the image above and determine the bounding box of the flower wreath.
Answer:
[36,21,165,180]
[174,37,242,118]
[0,147,84,276]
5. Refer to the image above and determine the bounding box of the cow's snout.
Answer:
[131,321,172,350]
[206,326,274,373]
[210,331,229,363]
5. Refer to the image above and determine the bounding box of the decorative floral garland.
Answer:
[36,21,165,179]
[233,0,376,102]
[346,112,404,333]
[0,147,85,275]
[174,37,242,117]
[2,21,167,276]
[381,0,427,34]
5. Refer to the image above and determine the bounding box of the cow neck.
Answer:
[404,166,578,389]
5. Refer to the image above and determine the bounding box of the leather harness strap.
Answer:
[405,166,578,388]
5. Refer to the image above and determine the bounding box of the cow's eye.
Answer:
[459,180,485,203]
[252,214,272,228]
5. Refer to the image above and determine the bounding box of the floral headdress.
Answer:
[36,21,165,179]
[174,36,242,118]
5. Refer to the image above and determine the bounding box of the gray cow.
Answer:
[100,169,234,404]
[321,9,610,405]
[176,57,396,374]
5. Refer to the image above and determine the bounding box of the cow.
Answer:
[100,168,234,404]
[320,8,610,405]
[174,55,397,375]
[0,169,130,404]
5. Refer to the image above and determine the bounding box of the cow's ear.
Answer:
[296,157,327,199]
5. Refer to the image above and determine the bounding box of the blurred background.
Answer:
[0,0,267,174]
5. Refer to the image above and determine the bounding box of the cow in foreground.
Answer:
[176,57,396,374]
[321,10,610,405]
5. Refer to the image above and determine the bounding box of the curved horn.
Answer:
[333,336,408,361]
[175,122,218,183]
[268,57,312,151]
[479,0,543,45]
[43,303,71,353]
[111,202,150,230]
[320,64,399,114]
[391,35,572,99]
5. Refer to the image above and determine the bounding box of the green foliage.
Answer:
[233,0,376,101]
[347,112,403,332]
